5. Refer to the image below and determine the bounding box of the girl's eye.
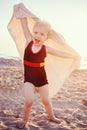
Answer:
[40,33,44,36]
[34,32,38,34]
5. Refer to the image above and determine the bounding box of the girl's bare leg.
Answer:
[38,85,55,119]
[38,85,62,123]
[22,82,35,122]
[17,82,35,128]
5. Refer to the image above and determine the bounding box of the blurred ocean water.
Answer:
[80,57,87,69]
[0,53,20,60]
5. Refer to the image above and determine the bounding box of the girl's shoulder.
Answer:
[25,39,33,49]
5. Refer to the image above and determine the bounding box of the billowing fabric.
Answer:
[24,40,48,87]
[7,3,81,98]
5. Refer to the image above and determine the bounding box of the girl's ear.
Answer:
[46,31,50,40]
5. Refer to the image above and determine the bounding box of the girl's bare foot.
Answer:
[49,117,63,123]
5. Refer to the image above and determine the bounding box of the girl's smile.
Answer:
[35,39,40,43]
[33,25,48,45]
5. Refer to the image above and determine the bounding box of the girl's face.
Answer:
[33,25,48,45]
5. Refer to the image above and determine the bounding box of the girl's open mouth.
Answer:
[35,39,40,43]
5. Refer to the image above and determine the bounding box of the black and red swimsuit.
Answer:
[23,40,48,87]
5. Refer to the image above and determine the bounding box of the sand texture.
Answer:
[0,58,87,130]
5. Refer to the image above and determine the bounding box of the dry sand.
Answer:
[0,58,87,130]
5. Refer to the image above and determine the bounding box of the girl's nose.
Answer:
[36,34,40,39]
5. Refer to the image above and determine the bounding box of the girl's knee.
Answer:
[25,99,33,107]
[42,98,50,106]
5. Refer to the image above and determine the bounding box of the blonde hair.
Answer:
[33,20,51,33]
[33,20,65,44]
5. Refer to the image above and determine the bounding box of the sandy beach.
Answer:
[0,58,87,130]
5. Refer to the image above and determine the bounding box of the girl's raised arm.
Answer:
[46,46,78,60]
[20,18,32,46]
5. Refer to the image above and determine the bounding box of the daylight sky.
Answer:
[0,0,87,58]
